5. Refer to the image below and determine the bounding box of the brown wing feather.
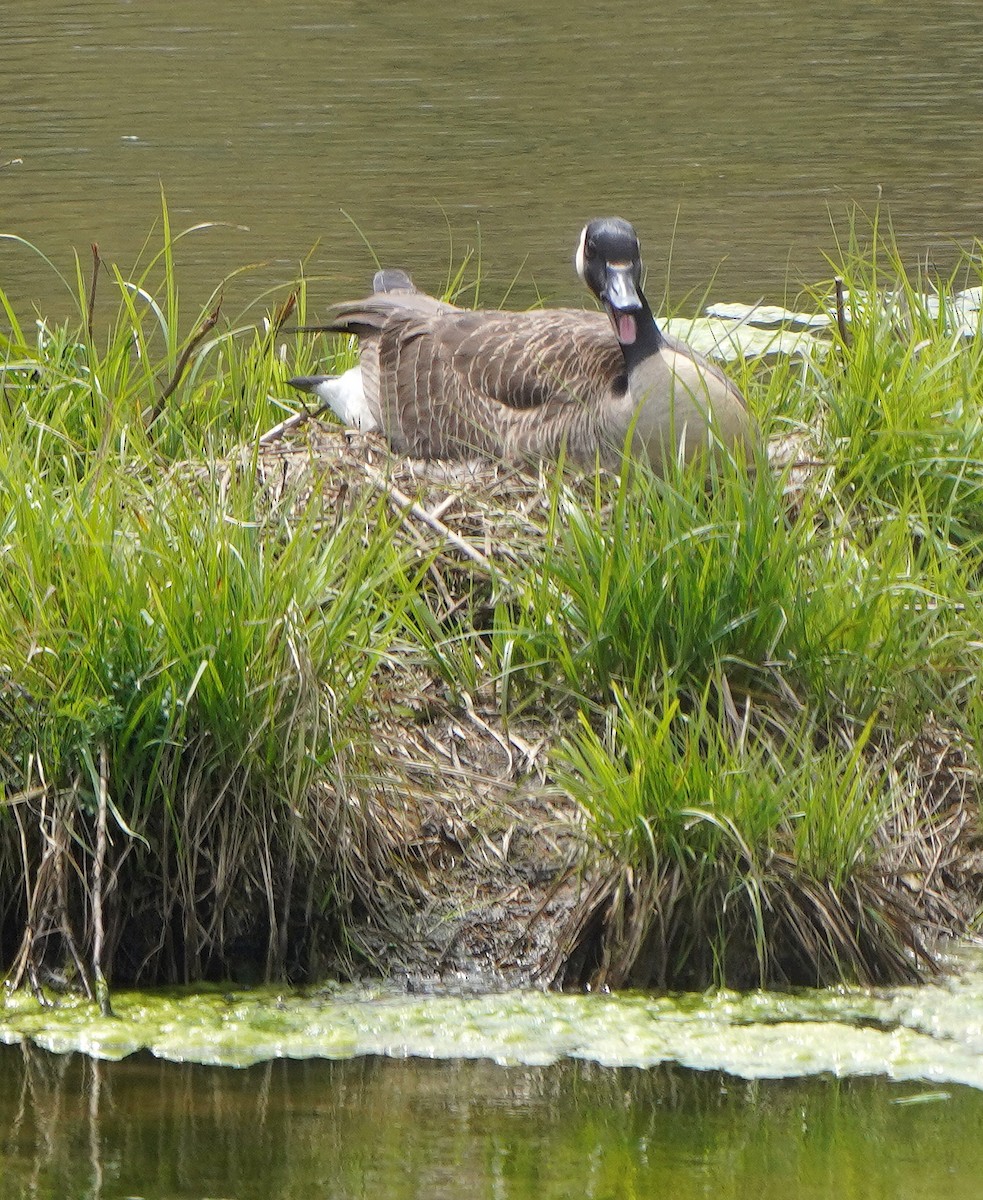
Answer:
[374,309,626,458]
[448,310,623,410]
[318,292,629,459]
[321,290,461,337]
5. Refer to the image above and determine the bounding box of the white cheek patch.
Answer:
[575,225,588,282]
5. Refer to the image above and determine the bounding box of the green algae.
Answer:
[3,948,982,1086]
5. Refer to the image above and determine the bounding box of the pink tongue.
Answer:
[617,313,637,344]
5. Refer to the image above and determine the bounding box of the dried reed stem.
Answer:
[91,745,113,1016]
[150,295,223,424]
[834,276,851,347]
[362,464,493,571]
[86,243,101,343]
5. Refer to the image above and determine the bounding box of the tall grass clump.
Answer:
[555,683,927,988]
[0,196,319,474]
[789,218,983,732]
[0,447,418,987]
[0,210,428,992]
[494,442,976,736]
[493,447,793,706]
[768,216,983,579]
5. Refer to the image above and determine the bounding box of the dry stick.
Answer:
[834,276,852,348]
[258,403,329,446]
[256,292,314,444]
[86,243,101,343]
[8,801,35,991]
[55,805,95,1002]
[460,691,514,775]
[148,296,223,426]
[362,464,493,571]
[92,745,113,1017]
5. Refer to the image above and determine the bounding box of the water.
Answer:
[2,1046,981,1200]
[4,0,983,323]
[3,952,983,1196]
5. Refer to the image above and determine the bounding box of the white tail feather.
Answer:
[289,367,377,431]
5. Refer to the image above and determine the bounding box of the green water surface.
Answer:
[6,0,983,318]
[0,1048,978,1200]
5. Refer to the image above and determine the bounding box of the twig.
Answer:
[362,464,493,570]
[87,243,101,343]
[461,691,514,775]
[57,802,95,1001]
[1,785,48,807]
[258,403,329,446]
[7,801,34,991]
[149,295,223,426]
[92,745,113,1017]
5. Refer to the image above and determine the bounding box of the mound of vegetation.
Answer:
[0,212,981,1002]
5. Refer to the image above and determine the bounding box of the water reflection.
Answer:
[1,1041,981,1199]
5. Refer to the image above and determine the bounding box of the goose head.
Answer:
[575,217,660,355]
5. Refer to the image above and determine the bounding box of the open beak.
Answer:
[601,263,643,345]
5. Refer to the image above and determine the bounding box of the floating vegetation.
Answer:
[2,948,983,1087]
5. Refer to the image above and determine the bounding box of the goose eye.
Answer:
[585,238,597,260]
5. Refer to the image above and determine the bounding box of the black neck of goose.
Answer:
[620,292,663,371]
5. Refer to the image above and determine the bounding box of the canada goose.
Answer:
[288,218,752,471]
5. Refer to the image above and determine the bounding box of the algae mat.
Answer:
[1,947,980,1088]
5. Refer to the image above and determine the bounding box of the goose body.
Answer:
[288,219,752,472]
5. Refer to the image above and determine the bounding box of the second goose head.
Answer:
[575,217,661,359]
